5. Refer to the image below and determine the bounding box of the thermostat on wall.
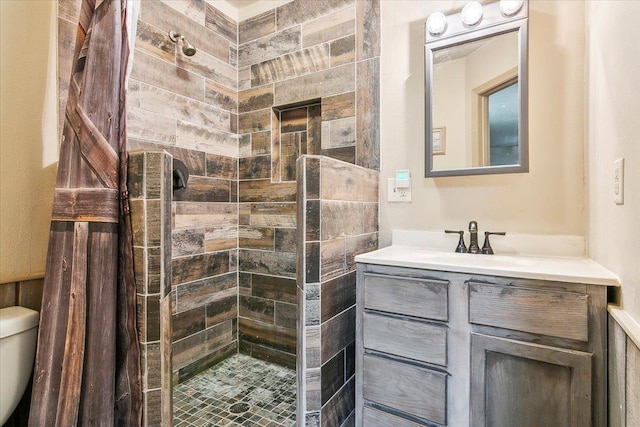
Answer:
[396,169,411,189]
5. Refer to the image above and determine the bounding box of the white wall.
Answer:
[0,1,58,282]
[379,0,587,246]
[586,1,640,323]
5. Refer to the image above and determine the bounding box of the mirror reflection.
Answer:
[431,30,519,170]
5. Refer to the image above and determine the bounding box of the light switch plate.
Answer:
[614,158,624,205]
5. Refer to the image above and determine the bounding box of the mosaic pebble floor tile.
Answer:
[173,354,296,426]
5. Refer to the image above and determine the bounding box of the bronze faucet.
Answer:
[468,221,480,254]
[445,221,505,254]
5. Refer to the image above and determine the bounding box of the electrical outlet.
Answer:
[387,178,412,202]
[614,158,624,205]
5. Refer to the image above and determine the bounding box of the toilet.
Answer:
[0,306,39,425]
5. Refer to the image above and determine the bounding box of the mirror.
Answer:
[425,2,528,177]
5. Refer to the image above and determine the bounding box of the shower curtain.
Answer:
[29,0,141,425]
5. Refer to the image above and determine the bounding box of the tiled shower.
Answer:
[59,0,380,425]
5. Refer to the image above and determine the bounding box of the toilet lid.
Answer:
[0,306,39,339]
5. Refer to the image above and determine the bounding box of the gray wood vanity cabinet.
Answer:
[355,263,609,427]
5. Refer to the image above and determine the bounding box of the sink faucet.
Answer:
[468,221,480,254]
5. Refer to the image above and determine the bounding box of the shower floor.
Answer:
[173,353,296,426]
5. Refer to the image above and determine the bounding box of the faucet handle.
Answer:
[445,230,468,253]
[481,231,506,255]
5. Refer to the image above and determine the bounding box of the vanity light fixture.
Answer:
[500,0,524,16]
[426,12,447,36]
[461,1,484,26]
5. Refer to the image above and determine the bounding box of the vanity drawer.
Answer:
[468,282,589,342]
[363,273,448,321]
[363,354,447,425]
[363,312,447,366]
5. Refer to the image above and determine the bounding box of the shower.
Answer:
[168,30,196,56]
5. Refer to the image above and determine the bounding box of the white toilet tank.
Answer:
[0,306,39,425]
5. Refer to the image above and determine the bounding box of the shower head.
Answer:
[169,30,196,57]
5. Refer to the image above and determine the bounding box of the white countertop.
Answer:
[355,245,620,286]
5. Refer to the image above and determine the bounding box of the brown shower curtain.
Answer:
[29,0,141,425]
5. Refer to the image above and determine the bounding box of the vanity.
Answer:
[354,243,618,427]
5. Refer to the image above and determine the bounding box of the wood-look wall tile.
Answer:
[321,271,356,323]
[146,201,161,246]
[174,341,237,384]
[306,325,321,369]
[239,155,272,180]
[205,2,238,43]
[239,84,274,113]
[239,203,251,225]
[172,228,205,257]
[346,233,377,271]
[275,228,297,253]
[305,283,320,327]
[356,0,380,61]
[276,0,355,30]
[146,294,161,342]
[322,146,355,164]
[251,274,297,304]
[135,20,175,63]
[238,249,296,278]
[174,202,237,229]
[128,152,145,198]
[230,44,238,67]
[239,9,276,44]
[321,92,355,121]
[274,63,355,106]
[239,66,252,91]
[239,226,275,250]
[321,117,356,149]
[145,151,164,199]
[239,317,296,353]
[356,57,380,169]
[321,349,345,406]
[306,105,322,155]
[281,132,305,181]
[205,153,237,179]
[230,113,238,135]
[239,134,252,158]
[138,83,229,132]
[159,0,205,25]
[172,306,206,341]
[320,157,378,201]
[345,342,355,379]
[172,176,230,203]
[240,295,275,323]
[305,158,321,200]
[239,108,272,134]
[320,306,355,363]
[281,107,308,133]
[173,321,233,370]
[321,201,363,240]
[131,142,207,177]
[172,251,230,285]
[239,180,296,202]
[275,302,296,329]
[239,272,252,295]
[127,107,177,144]
[331,34,356,67]
[363,202,378,234]
[320,238,346,282]
[306,200,320,242]
[306,368,322,411]
[271,109,281,182]
[306,242,321,283]
[133,247,147,294]
[175,122,237,157]
[143,389,162,426]
[205,79,238,113]
[136,294,147,342]
[250,342,296,369]
[205,294,237,326]
[321,377,355,427]
[141,0,230,63]
[302,5,355,48]
[147,247,162,295]
[251,202,296,227]
[248,131,270,156]
[238,27,300,68]
[204,225,238,252]
[130,199,146,247]
[131,51,204,101]
[174,272,236,312]
[251,44,330,88]
[141,341,161,390]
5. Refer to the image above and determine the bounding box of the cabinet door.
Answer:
[470,333,592,427]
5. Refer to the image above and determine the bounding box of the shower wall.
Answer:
[237,0,381,368]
